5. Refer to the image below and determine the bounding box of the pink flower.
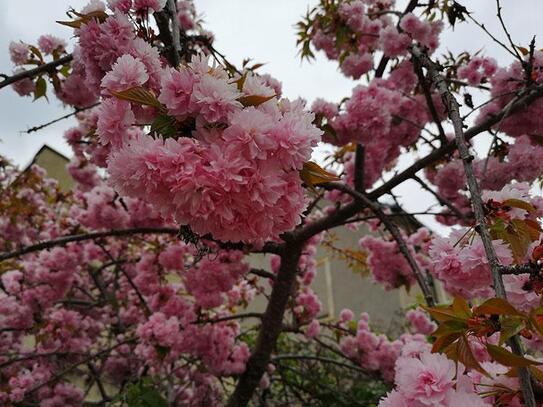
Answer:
[340,52,374,79]
[379,26,411,57]
[395,352,456,405]
[305,319,321,338]
[101,54,149,93]
[107,0,133,12]
[406,309,436,335]
[37,35,67,55]
[158,67,197,119]
[9,41,29,65]
[11,73,34,96]
[133,0,166,13]
[378,390,407,407]
[96,98,135,148]
[339,308,354,323]
[311,98,338,120]
[190,74,242,122]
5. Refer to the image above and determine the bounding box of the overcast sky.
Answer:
[0,0,541,233]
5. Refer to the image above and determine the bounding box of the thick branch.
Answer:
[167,0,181,66]
[0,55,73,90]
[226,240,303,407]
[411,45,536,407]
[413,59,447,143]
[154,8,179,66]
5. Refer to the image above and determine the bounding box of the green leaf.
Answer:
[452,297,472,319]
[422,303,468,323]
[237,94,275,107]
[111,86,163,110]
[59,65,71,77]
[499,316,525,345]
[473,298,524,317]
[432,319,468,338]
[486,344,542,367]
[34,77,47,101]
[140,389,168,407]
[150,114,178,138]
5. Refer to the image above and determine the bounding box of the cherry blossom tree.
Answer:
[2,0,543,405]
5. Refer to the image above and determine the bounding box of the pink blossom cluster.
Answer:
[458,56,498,86]
[338,311,430,381]
[379,352,492,406]
[308,2,442,80]
[427,135,543,224]
[135,312,250,375]
[360,228,433,291]
[405,308,436,335]
[106,55,320,243]
[428,182,542,298]
[478,51,543,138]
[316,60,441,189]
[429,228,513,298]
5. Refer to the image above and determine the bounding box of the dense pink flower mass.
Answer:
[5,0,543,405]
[106,55,320,243]
[429,229,513,298]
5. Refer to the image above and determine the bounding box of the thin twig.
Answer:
[23,103,100,134]
[0,227,179,262]
[0,55,73,90]
[271,354,368,374]
[322,181,436,307]
[412,175,468,221]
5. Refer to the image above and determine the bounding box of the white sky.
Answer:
[0,0,541,233]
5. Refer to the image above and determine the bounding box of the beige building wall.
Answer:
[26,145,74,191]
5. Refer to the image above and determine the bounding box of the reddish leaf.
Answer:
[452,297,472,319]
[432,320,468,338]
[445,334,488,375]
[486,344,542,367]
[300,161,340,188]
[432,332,462,353]
[57,10,108,29]
[422,304,468,323]
[503,198,536,213]
[473,298,524,317]
[529,366,543,383]
[237,94,275,107]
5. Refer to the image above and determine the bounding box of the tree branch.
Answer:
[412,174,469,222]
[23,102,99,134]
[271,354,368,374]
[0,55,73,90]
[226,239,303,407]
[411,44,536,407]
[0,227,179,262]
[322,182,436,307]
